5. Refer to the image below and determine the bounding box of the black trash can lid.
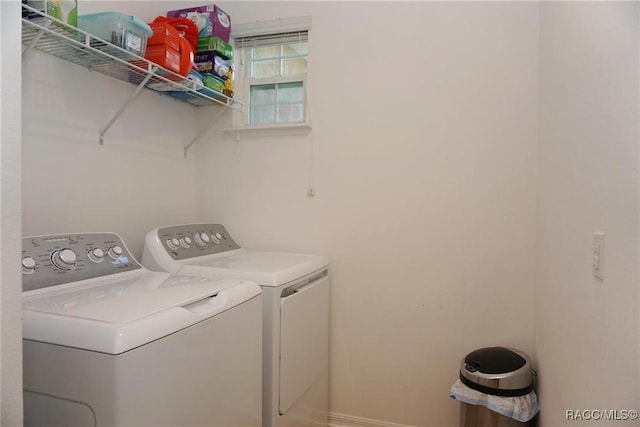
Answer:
[464,347,527,373]
[459,347,533,397]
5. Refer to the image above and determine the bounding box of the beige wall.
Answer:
[197,2,539,426]
[536,2,639,426]
[13,2,639,427]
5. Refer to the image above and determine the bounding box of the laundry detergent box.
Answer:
[148,21,181,52]
[202,73,225,92]
[195,51,231,78]
[167,4,231,42]
[197,36,232,59]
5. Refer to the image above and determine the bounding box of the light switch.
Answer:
[593,232,605,280]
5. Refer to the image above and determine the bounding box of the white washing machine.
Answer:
[22,232,263,427]
[142,224,330,427]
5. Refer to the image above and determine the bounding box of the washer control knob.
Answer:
[167,238,180,250]
[51,248,77,270]
[211,233,220,244]
[179,237,192,248]
[193,232,209,248]
[108,245,123,260]
[21,256,37,272]
[88,248,105,263]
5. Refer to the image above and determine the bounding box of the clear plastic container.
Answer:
[78,12,152,56]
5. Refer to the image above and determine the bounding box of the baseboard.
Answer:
[328,412,418,427]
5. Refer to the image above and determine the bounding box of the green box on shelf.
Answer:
[197,36,233,59]
[202,73,225,92]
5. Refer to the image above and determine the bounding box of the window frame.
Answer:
[225,17,312,137]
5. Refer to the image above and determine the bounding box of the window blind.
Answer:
[235,30,308,48]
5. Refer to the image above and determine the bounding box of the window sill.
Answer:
[222,123,312,139]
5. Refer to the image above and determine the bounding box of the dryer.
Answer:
[142,224,330,427]
[22,232,263,427]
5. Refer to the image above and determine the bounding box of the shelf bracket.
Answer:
[22,18,52,61]
[99,65,158,145]
[183,106,229,157]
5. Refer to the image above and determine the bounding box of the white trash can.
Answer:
[450,347,539,427]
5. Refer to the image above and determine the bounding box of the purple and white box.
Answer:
[167,4,231,42]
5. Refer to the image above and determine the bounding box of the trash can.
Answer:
[450,347,539,427]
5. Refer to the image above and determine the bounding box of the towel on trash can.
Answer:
[449,379,540,422]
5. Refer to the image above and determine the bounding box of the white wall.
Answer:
[536,2,639,426]
[21,0,206,258]
[1,1,24,426]
[197,2,540,426]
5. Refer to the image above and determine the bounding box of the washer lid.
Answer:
[22,270,259,354]
[182,250,329,287]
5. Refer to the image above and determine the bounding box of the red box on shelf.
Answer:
[145,44,181,74]
[147,22,181,52]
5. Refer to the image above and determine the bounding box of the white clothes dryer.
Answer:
[22,232,263,427]
[142,224,330,427]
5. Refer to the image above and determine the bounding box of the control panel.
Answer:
[22,233,141,292]
[156,224,241,260]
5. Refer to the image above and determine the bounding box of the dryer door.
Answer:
[279,271,330,414]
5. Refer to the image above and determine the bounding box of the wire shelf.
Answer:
[21,5,240,110]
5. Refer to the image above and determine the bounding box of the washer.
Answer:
[142,223,330,427]
[22,232,263,427]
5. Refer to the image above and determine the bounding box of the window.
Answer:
[249,81,305,124]
[232,19,310,130]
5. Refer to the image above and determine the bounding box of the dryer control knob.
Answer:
[180,237,192,248]
[211,233,220,244]
[51,248,77,270]
[108,245,123,260]
[193,232,209,248]
[88,248,105,263]
[22,256,37,272]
